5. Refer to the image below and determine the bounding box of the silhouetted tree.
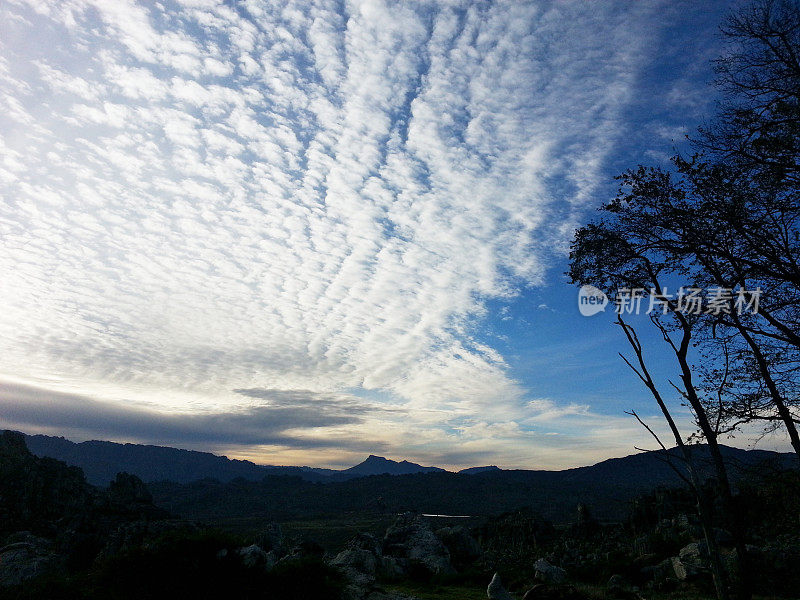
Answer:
[566,2,800,597]
[572,0,800,463]
[569,204,741,600]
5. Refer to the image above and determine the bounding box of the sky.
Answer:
[1,0,783,470]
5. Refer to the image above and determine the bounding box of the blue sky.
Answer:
[2,0,782,470]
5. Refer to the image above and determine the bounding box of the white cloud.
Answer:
[526,398,591,422]
[0,0,678,466]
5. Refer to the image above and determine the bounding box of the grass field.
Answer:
[386,583,488,600]
[202,514,396,549]
[384,582,790,600]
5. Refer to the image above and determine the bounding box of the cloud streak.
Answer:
[0,380,389,451]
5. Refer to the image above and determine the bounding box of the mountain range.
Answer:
[146,443,797,524]
[19,430,796,485]
[12,430,799,523]
[21,433,450,485]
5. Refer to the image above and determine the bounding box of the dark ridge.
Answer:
[458,465,501,474]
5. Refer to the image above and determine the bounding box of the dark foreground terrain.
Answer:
[21,431,797,523]
[2,430,800,599]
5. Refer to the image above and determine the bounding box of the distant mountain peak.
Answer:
[458,465,501,474]
[344,455,445,476]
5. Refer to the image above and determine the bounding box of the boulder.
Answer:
[670,556,704,581]
[670,556,688,580]
[347,532,383,556]
[236,544,272,569]
[436,525,481,568]
[337,563,375,600]
[679,541,707,565]
[332,548,379,577]
[384,513,453,575]
[280,539,325,563]
[379,555,408,579]
[331,537,383,600]
[487,572,515,600]
[670,540,709,581]
[534,558,567,584]
[0,534,59,587]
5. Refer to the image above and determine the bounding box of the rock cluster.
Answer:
[0,431,170,588]
[330,513,484,600]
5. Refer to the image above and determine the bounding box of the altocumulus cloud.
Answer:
[0,0,677,466]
